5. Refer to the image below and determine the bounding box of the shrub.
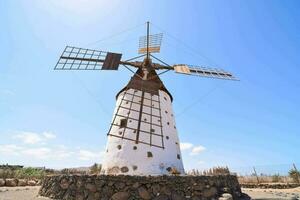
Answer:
[289,169,300,183]
[272,174,281,182]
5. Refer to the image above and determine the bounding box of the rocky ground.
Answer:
[0,186,300,200]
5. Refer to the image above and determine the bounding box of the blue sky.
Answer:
[0,0,299,174]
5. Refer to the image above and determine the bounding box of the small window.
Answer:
[133,129,137,133]
[174,126,176,129]
[167,122,170,125]
[118,131,122,135]
[117,145,122,150]
[125,101,129,104]
[144,118,147,122]
[175,142,178,145]
[166,136,169,140]
[133,146,137,150]
[120,119,127,128]
[150,128,155,133]
[165,110,168,114]
[164,97,167,101]
[147,152,153,158]
[132,165,138,170]
[177,154,181,159]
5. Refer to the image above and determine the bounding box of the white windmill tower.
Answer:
[54,22,237,176]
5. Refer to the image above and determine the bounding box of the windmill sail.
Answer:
[55,46,122,70]
[173,64,238,80]
[138,33,163,54]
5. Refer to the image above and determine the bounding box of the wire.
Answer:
[83,23,145,47]
[176,82,226,118]
[70,71,111,117]
[151,22,224,68]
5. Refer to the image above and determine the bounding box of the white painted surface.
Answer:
[101,88,184,175]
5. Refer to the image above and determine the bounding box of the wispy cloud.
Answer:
[180,142,194,150]
[13,131,56,144]
[190,145,206,156]
[78,149,104,161]
[180,142,206,156]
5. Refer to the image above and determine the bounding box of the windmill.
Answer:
[54,22,237,176]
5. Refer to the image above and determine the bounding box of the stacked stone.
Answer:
[39,175,241,200]
[0,178,39,187]
[240,183,300,189]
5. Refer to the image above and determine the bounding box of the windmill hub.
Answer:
[54,22,237,176]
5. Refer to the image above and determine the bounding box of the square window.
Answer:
[119,119,127,128]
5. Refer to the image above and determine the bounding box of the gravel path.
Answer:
[0,186,300,200]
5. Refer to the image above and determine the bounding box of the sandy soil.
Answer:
[0,186,51,200]
[0,186,300,200]
[242,187,300,200]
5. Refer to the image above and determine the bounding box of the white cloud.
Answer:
[180,142,194,150]
[190,145,206,156]
[0,144,23,156]
[78,150,104,161]
[13,131,56,144]
[43,132,56,139]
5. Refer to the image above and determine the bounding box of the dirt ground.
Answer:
[0,186,300,200]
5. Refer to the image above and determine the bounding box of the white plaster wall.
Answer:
[101,89,184,175]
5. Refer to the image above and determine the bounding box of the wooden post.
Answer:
[293,163,300,184]
[253,167,260,184]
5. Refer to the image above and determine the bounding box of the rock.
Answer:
[132,182,140,189]
[60,178,69,189]
[5,179,17,187]
[85,183,97,192]
[111,191,130,200]
[153,194,169,200]
[17,179,27,186]
[75,194,84,200]
[0,179,5,186]
[121,166,129,173]
[138,186,151,200]
[219,193,233,200]
[115,182,125,190]
[203,187,217,198]
[171,193,185,200]
[152,184,160,194]
[28,180,36,186]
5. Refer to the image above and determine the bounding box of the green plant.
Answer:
[289,169,300,183]
[272,174,281,182]
[90,163,102,174]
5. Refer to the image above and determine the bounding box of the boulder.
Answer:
[111,191,130,200]
[219,193,233,200]
[138,186,151,199]
[0,179,5,187]
[5,179,17,187]
[17,179,27,186]
[28,180,36,186]
[85,183,97,192]
[202,187,217,198]
[60,178,69,189]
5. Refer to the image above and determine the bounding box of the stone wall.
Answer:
[240,183,300,189]
[0,178,39,187]
[39,175,241,200]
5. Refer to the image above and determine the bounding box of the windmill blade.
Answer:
[55,46,122,70]
[138,33,163,54]
[173,64,238,80]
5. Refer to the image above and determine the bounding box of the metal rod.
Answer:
[146,21,150,61]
